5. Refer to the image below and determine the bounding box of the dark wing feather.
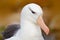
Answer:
[2,24,20,39]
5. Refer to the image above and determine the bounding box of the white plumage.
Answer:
[5,3,44,40]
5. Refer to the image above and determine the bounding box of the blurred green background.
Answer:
[0,0,60,40]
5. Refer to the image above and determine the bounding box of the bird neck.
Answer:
[20,18,37,28]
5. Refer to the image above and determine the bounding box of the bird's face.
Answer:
[21,3,49,35]
[21,3,43,23]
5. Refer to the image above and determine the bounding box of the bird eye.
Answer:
[31,10,35,14]
[29,8,36,14]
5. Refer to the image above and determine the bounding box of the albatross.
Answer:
[3,3,49,40]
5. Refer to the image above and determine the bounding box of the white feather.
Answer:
[5,3,44,40]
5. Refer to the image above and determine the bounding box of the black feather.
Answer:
[2,24,20,39]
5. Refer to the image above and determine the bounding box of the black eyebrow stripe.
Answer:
[29,8,36,14]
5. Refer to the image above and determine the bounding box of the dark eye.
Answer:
[31,10,35,14]
[29,8,36,14]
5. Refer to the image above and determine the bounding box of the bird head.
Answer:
[21,3,49,35]
[21,3,43,23]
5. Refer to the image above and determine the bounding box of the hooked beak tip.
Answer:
[37,16,49,35]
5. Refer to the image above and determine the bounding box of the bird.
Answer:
[3,3,49,40]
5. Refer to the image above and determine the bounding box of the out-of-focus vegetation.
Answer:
[0,26,6,40]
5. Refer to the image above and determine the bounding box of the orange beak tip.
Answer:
[45,28,50,35]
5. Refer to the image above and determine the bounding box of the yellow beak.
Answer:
[37,16,49,35]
